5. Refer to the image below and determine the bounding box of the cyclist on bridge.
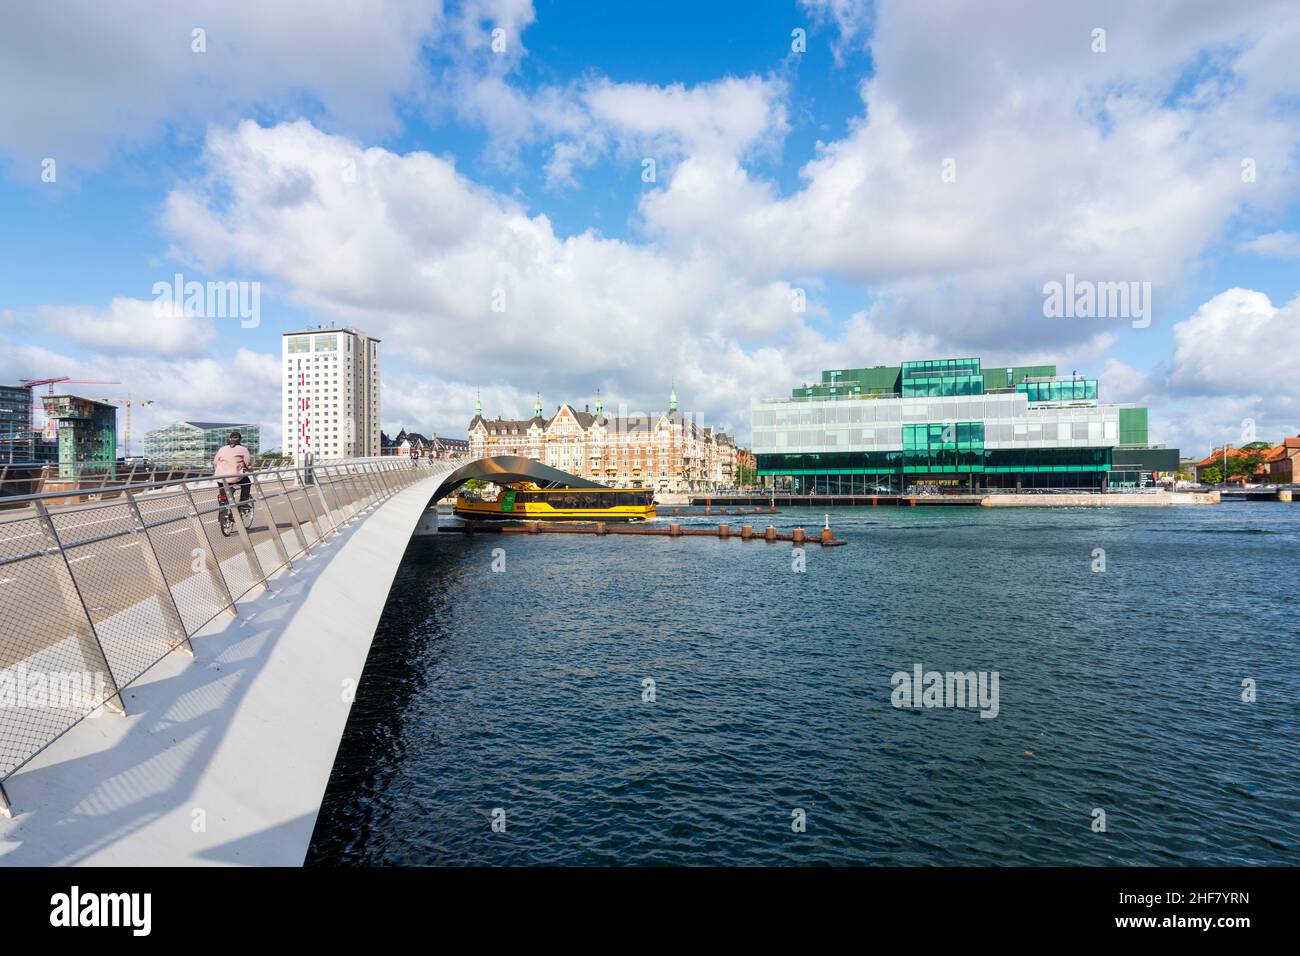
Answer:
[213,430,253,503]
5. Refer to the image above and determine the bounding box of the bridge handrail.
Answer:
[0,455,460,814]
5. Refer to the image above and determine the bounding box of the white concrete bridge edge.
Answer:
[0,472,444,866]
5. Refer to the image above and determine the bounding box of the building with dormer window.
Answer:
[468,390,740,493]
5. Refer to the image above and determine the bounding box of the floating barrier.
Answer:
[437,520,845,546]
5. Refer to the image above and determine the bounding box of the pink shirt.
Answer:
[213,444,252,482]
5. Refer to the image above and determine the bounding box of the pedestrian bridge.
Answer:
[430,454,606,501]
[0,455,472,864]
[1218,485,1296,502]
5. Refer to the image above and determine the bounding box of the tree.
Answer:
[736,463,758,487]
[1230,450,1270,483]
[1203,450,1269,485]
[257,450,289,468]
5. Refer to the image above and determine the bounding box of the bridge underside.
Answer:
[430,455,605,501]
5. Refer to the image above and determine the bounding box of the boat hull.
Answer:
[455,501,655,522]
[454,488,656,522]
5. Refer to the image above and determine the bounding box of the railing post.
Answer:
[292,467,331,543]
[270,472,310,556]
[367,462,390,499]
[376,462,397,497]
[312,466,345,532]
[345,464,365,515]
[346,464,368,508]
[31,500,126,716]
[123,489,193,657]
[180,482,237,618]
[0,779,11,818]
[249,474,295,568]
[317,465,353,522]
[359,463,383,505]
[223,478,271,592]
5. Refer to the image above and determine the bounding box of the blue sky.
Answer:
[2,0,1299,456]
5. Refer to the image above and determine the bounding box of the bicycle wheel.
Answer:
[240,500,255,530]
[219,507,235,537]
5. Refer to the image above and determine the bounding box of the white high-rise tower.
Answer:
[281,327,381,463]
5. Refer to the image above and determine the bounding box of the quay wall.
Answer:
[981,491,1220,507]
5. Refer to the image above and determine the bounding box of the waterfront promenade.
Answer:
[690,491,1224,508]
[0,469,444,865]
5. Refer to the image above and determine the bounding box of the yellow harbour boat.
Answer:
[455,483,656,522]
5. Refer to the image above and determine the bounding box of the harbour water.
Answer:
[308,503,1299,865]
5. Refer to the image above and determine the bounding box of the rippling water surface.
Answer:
[308,503,1299,865]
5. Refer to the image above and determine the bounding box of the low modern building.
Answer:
[143,421,261,467]
[40,394,118,479]
[752,357,1178,493]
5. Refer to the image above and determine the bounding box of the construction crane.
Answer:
[18,377,121,448]
[97,394,155,457]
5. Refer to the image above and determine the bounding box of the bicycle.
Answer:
[216,479,255,537]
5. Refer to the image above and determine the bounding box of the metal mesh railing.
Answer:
[0,455,459,814]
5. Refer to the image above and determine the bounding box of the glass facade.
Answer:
[41,395,117,478]
[901,358,985,397]
[143,421,261,467]
[0,386,58,464]
[902,421,985,472]
[754,356,1172,491]
[0,386,56,463]
[1016,379,1098,402]
[0,386,28,441]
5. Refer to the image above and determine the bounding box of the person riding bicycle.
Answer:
[213,431,253,505]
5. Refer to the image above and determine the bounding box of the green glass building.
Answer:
[40,394,118,479]
[143,421,261,467]
[753,358,1178,493]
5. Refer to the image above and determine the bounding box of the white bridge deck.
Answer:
[0,474,441,866]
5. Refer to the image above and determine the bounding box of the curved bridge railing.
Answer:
[0,455,459,815]
[429,454,607,501]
